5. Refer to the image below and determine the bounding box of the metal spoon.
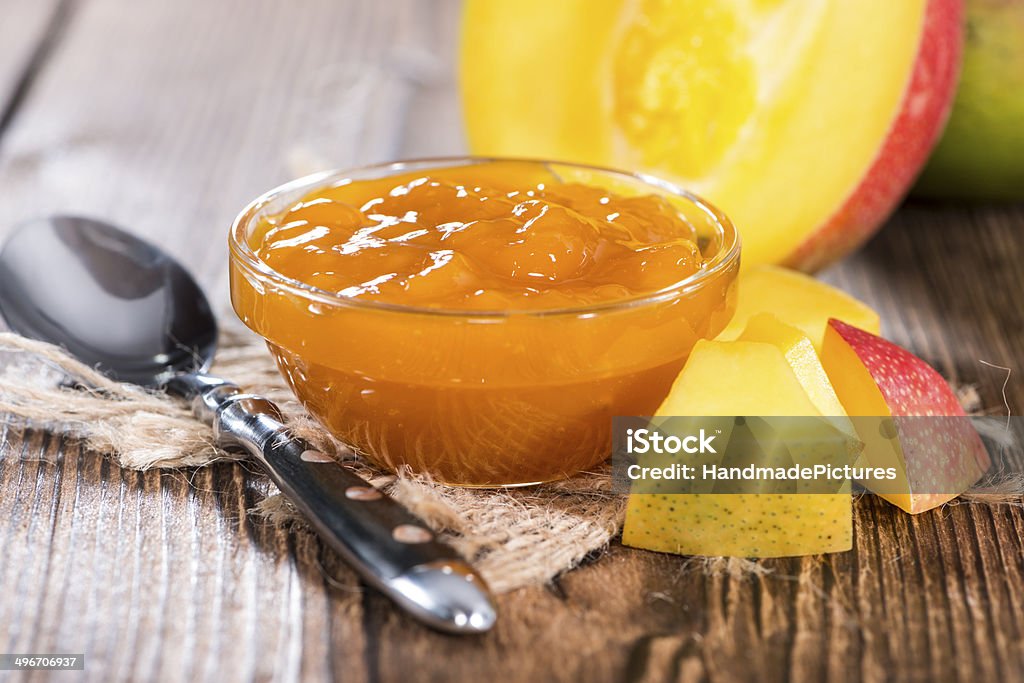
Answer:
[0,215,496,634]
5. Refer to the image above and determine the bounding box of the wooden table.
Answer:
[1,2,1022,681]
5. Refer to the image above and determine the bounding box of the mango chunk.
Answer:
[657,338,818,416]
[737,314,848,417]
[716,265,880,352]
[821,319,990,513]
[623,339,852,558]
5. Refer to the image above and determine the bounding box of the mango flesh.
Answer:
[657,339,821,417]
[623,339,852,558]
[737,313,853,424]
[716,265,881,352]
[914,0,1024,200]
[461,0,936,268]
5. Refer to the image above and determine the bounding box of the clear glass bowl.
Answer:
[229,157,741,486]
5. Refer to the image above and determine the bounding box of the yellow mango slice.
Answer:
[737,313,856,434]
[656,339,814,416]
[623,340,852,557]
[716,265,880,352]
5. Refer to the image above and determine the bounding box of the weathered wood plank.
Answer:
[0,0,434,304]
[0,0,65,134]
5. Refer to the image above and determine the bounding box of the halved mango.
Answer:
[461,0,961,270]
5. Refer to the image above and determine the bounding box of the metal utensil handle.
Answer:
[167,374,496,633]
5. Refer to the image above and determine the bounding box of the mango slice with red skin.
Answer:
[821,319,990,513]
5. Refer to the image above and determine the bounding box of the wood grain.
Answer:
[0,0,65,135]
[0,0,436,303]
[0,1,1022,681]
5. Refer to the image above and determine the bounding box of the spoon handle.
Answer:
[167,374,496,634]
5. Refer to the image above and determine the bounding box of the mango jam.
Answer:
[230,160,739,486]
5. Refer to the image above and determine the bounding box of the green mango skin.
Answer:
[914,0,1024,201]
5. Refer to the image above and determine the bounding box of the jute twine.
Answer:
[0,329,1018,593]
[0,328,624,594]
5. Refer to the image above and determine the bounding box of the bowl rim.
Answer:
[228,156,741,319]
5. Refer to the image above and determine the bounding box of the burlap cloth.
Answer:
[0,328,624,594]
[1,328,1018,594]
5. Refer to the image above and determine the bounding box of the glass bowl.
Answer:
[229,157,740,486]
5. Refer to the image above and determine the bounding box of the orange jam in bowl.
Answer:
[229,159,740,486]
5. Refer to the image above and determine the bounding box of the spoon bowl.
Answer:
[0,216,216,386]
